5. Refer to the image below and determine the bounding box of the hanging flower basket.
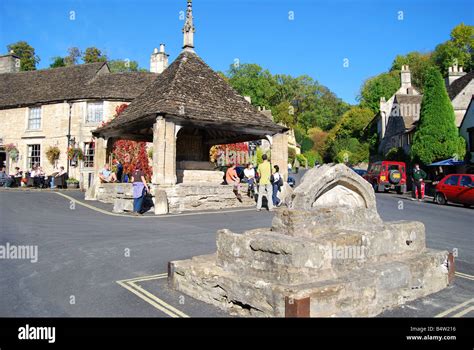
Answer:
[46,146,61,165]
[4,143,19,161]
[67,147,83,161]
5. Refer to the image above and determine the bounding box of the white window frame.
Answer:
[86,101,104,124]
[27,144,41,169]
[27,106,42,130]
[82,142,95,169]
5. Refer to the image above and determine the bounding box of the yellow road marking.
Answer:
[127,280,189,318]
[117,273,168,283]
[435,298,474,318]
[116,280,181,318]
[452,305,474,318]
[54,192,256,218]
[455,272,474,281]
[117,273,189,318]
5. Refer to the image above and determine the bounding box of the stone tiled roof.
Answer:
[447,71,474,100]
[394,94,422,128]
[0,63,158,109]
[94,50,286,136]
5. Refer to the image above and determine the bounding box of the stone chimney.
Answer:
[150,44,169,74]
[0,51,20,73]
[446,64,466,86]
[400,65,412,89]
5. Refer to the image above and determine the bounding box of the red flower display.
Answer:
[110,104,152,180]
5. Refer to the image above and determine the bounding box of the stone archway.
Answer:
[289,163,377,212]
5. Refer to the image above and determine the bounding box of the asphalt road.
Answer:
[0,187,472,317]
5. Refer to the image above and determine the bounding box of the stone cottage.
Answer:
[377,65,422,155]
[0,46,171,188]
[459,96,474,165]
[446,65,474,127]
[377,64,474,157]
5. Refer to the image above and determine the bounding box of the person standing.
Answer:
[294,158,300,174]
[131,166,149,215]
[226,163,243,202]
[271,165,283,207]
[114,159,124,183]
[412,164,427,202]
[256,154,273,211]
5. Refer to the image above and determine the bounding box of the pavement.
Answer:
[0,185,473,318]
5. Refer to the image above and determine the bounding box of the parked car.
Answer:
[364,161,407,194]
[351,168,367,177]
[434,174,474,208]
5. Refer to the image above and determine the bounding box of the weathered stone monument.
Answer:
[168,164,453,317]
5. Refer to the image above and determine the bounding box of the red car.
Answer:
[364,161,407,194]
[434,174,474,208]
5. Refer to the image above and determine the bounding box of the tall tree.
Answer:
[432,23,474,75]
[227,63,277,108]
[325,107,374,163]
[391,51,434,92]
[83,47,107,63]
[7,41,40,71]
[411,67,466,164]
[357,71,400,113]
[65,47,81,66]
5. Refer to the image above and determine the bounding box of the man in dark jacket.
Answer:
[412,164,427,201]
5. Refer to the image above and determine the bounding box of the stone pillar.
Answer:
[85,137,107,200]
[271,132,288,181]
[152,117,177,185]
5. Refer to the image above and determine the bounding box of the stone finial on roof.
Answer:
[182,0,195,52]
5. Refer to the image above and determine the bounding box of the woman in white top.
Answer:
[243,163,256,197]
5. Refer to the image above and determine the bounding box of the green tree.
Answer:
[109,59,145,72]
[411,67,466,164]
[325,107,374,163]
[391,51,434,92]
[358,71,400,113]
[303,150,322,167]
[272,101,295,127]
[50,56,66,68]
[83,47,107,63]
[227,63,277,108]
[7,41,40,71]
[432,23,474,75]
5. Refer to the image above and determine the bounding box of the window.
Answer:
[468,128,474,153]
[86,102,103,123]
[445,175,459,186]
[83,142,95,168]
[28,107,41,130]
[27,144,41,169]
[460,176,472,187]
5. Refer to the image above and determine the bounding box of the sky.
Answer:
[0,0,473,104]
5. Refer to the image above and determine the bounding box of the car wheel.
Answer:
[435,193,447,205]
[463,204,471,208]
